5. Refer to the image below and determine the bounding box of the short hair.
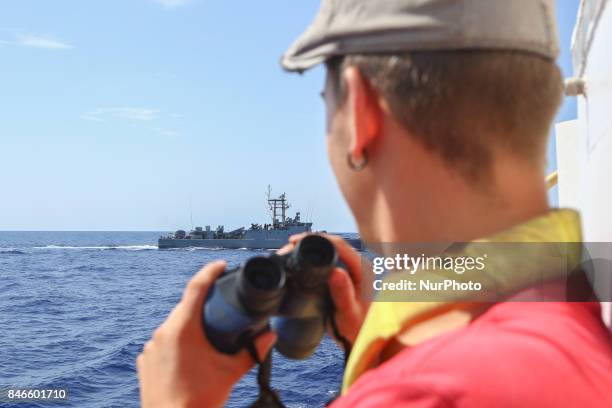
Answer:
[326,51,563,181]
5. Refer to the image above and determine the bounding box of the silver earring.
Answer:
[347,151,368,172]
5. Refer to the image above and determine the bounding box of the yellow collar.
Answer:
[342,209,582,392]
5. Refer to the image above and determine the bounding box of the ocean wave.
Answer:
[71,265,113,272]
[0,248,27,255]
[34,245,158,251]
[2,233,342,408]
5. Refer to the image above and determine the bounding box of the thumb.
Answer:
[233,331,277,377]
[253,331,277,362]
[329,267,357,311]
[231,331,276,375]
[182,260,227,316]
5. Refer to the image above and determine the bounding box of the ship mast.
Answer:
[266,187,290,227]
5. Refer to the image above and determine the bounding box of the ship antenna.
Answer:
[281,193,290,225]
[189,199,194,231]
[307,201,312,223]
[265,185,274,223]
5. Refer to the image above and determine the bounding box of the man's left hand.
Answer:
[137,260,277,408]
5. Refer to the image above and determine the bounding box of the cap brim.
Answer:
[281,52,326,73]
[280,0,559,73]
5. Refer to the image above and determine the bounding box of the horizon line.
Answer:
[0,229,358,233]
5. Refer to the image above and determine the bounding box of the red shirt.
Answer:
[332,302,612,407]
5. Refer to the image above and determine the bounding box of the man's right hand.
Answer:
[290,233,370,348]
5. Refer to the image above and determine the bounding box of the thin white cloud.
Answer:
[155,0,191,9]
[153,127,181,137]
[82,108,160,122]
[17,34,73,50]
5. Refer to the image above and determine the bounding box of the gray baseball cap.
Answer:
[281,0,559,72]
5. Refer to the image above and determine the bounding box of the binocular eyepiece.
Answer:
[203,234,337,359]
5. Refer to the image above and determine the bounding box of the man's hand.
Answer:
[137,260,276,408]
[288,234,370,347]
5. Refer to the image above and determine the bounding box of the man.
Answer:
[137,0,612,406]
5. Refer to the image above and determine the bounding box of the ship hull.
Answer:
[158,237,362,250]
[158,238,287,250]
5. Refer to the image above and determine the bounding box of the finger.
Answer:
[328,267,357,311]
[320,234,363,286]
[143,340,154,354]
[253,331,277,362]
[233,331,277,374]
[136,355,147,405]
[276,242,294,256]
[136,353,145,372]
[289,232,308,244]
[182,260,227,314]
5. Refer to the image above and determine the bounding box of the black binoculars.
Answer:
[202,234,338,359]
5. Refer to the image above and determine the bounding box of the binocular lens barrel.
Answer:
[296,234,336,266]
[203,234,338,358]
[239,257,285,315]
[203,257,284,354]
[292,235,337,288]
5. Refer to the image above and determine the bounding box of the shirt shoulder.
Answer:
[331,374,453,408]
[333,302,612,408]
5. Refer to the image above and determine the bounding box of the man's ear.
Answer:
[344,66,382,161]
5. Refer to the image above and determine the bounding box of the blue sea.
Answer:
[0,232,345,408]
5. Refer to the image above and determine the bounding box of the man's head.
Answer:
[282,0,563,243]
[325,51,562,179]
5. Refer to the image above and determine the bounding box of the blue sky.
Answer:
[0,0,579,232]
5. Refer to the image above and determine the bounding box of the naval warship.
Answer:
[158,192,362,250]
